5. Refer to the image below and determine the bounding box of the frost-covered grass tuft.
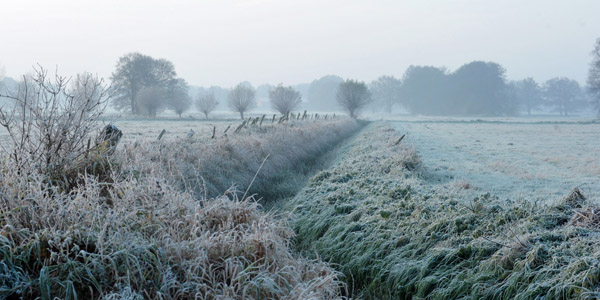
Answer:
[288,122,600,299]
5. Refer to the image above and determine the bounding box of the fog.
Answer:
[1,0,599,87]
[1,1,600,117]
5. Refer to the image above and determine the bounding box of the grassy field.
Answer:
[392,119,600,202]
[286,119,600,299]
[3,110,600,299]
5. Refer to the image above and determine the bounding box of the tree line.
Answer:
[2,38,599,118]
[107,52,372,119]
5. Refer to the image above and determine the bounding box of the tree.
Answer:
[448,61,510,115]
[110,52,176,114]
[269,84,302,115]
[588,38,600,116]
[336,79,371,119]
[400,65,448,114]
[167,78,191,117]
[307,75,343,111]
[513,77,543,116]
[196,92,219,119]
[543,77,585,116]
[136,86,165,117]
[370,75,402,113]
[228,83,256,119]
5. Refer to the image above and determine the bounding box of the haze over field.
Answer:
[1,0,600,86]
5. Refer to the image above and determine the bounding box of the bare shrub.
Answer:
[269,84,302,115]
[196,92,219,118]
[0,66,109,180]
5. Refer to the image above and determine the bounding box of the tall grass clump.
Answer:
[288,122,600,299]
[0,68,347,299]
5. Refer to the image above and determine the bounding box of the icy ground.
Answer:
[392,120,600,203]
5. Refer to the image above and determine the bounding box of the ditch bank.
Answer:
[120,118,365,202]
[285,121,600,299]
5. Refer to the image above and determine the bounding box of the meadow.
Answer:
[288,117,600,299]
[2,108,600,299]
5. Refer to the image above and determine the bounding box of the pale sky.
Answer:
[1,0,599,87]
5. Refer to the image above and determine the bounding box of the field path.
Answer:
[391,120,600,202]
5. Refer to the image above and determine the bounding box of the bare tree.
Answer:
[543,77,585,116]
[513,77,543,116]
[370,76,401,113]
[167,78,191,117]
[336,79,371,119]
[269,84,302,115]
[136,86,165,117]
[196,92,219,119]
[0,66,109,177]
[228,83,256,119]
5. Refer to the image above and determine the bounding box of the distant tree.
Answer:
[336,79,371,119]
[110,52,176,114]
[269,84,302,115]
[513,77,543,116]
[136,86,165,117]
[167,78,191,117]
[543,77,585,116]
[400,65,448,114]
[370,75,402,113]
[196,92,219,118]
[448,61,510,115]
[228,83,256,119]
[307,75,343,111]
[588,38,600,116]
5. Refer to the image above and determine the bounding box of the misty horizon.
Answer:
[1,0,599,87]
